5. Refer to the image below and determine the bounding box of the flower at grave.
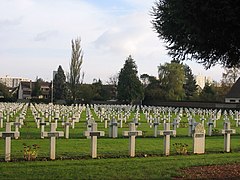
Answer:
[22,143,40,161]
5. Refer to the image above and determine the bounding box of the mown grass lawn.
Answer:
[1,106,240,179]
[1,152,240,179]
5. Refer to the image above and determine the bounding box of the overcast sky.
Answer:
[0,0,224,83]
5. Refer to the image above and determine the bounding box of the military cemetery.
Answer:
[0,102,240,178]
[1,0,240,179]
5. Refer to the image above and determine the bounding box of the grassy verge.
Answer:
[1,153,240,179]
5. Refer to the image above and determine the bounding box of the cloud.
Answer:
[34,30,59,41]
[0,0,224,83]
[0,17,22,30]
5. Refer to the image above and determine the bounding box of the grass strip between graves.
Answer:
[1,152,240,179]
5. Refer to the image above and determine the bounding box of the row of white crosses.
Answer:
[30,103,85,139]
[0,103,239,160]
[0,103,28,161]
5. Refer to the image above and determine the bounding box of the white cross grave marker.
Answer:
[40,118,49,139]
[84,123,105,158]
[0,110,3,128]
[62,118,72,139]
[158,123,176,156]
[222,122,236,152]
[41,123,64,160]
[123,123,142,157]
[0,122,20,161]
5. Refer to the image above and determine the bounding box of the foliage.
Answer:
[140,74,162,102]
[106,74,118,99]
[158,61,185,101]
[183,64,198,100]
[92,79,104,100]
[199,83,217,101]
[151,0,240,68]
[53,65,67,101]
[173,143,188,155]
[222,66,240,86]
[0,83,11,99]
[78,84,94,103]
[31,77,43,98]
[22,143,40,161]
[117,55,144,104]
[69,38,83,101]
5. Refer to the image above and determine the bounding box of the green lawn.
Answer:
[1,153,240,179]
[1,105,240,179]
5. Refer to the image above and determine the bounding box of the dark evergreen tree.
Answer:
[151,0,240,68]
[183,64,197,100]
[117,55,144,104]
[53,65,67,100]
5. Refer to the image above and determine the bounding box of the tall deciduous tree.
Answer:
[69,38,83,101]
[117,55,143,104]
[222,66,240,86]
[53,65,67,100]
[158,61,185,100]
[151,0,240,68]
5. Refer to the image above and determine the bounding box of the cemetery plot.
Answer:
[1,103,240,162]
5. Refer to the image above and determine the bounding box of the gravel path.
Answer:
[174,163,240,179]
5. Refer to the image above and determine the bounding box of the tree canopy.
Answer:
[69,38,83,101]
[117,55,143,104]
[151,0,240,68]
[53,65,67,100]
[158,61,185,100]
[0,83,10,99]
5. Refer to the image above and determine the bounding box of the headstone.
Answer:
[36,116,41,129]
[133,117,140,128]
[222,122,236,152]
[193,123,205,154]
[0,110,3,128]
[188,116,197,137]
[123,123,142,157]
[158,123,176,156]
[41,123,64,160]
[207,117,214,136]
[86,119,95,139]
[0,122,20,161]
[152,118,160,138]
[13,117,21,139]
[84,123,105,158]
[172,116,180,135]
[54,111,60,128]
[235,111,240,127]
[104,117,108,129]
[62,118,72,139]
[200,116,205,126]
[109,118,118,138]
[40,118,49,139]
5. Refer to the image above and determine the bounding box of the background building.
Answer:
[0,75,30,88]
[195,74,213,89]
